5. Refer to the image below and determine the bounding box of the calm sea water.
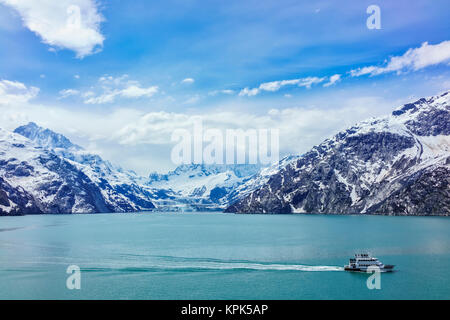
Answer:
[0,212,449,299]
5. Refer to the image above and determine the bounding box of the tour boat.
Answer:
[344,253,395,272]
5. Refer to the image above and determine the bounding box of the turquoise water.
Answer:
[0,213,449,299]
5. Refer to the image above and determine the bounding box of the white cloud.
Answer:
[350,41,450,77]
[99,74,129,85]
[297,77,326,88]
[238,87,260,97]
[74,74,80,79]
[84,86,158,104]
[208,89,235,96]
[349,66,378,77]
[0,0,105,58]
[111,97,392,168]
[0,79,39,105]
[238,40,449,97]
[239,77,325,96]
[323,74,341,87]
[120,85,158,98]
[84,92,116,104]
[82,75,159,104]
[181,78,195,84]
[59,89,80,98]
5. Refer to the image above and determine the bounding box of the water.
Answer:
[0,212,449,299]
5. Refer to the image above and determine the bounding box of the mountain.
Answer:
[14,122,82,151]
[1,123,156,215]
[226,91,450,215]
[1,122,261,214]
[16,122,159,212]
[0,129,114,214]
[3,123,260,214]
[147,163,261,210]
[225,155,300,205]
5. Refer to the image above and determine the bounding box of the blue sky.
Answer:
[0,0,449,173]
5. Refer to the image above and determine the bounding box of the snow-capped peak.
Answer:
[14,122,82,151]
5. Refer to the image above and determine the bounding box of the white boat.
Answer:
[344,253,395,272]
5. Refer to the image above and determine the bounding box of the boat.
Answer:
[344,253,395,272]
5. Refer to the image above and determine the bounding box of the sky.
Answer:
[0,0,449,174]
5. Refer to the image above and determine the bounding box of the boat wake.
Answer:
[169,262,344,272]
[80,256,345,273]
[9,255,344,273]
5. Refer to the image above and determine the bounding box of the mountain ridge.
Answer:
[0,125,157,215]
[225,91,450,215]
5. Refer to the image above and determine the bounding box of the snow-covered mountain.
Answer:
[147,164,261,210]
[1,122,260,214]
[0,128,115,214]
[14,122,82,151]
[1,123,156,215]
[226,91,450,215]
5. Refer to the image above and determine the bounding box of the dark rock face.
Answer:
[370,166,450,216]
[226,91,450,216]
[0,147,114,214]
[34,153,114,213]
[0,177,41,215]
[405,108,450,136]
[226,132,419,214]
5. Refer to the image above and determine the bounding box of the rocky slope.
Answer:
[0,129,113,214]
[0,124,157,215]
[15,122,158,212]
[226,91,450,215]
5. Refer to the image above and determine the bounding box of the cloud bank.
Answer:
[238,40,450,97]
[239,77,326,96]
[350,41,450,77]
[0,0,105,58]
[0,79,39,105]
[60,75,159,104]
[323,74,341,87]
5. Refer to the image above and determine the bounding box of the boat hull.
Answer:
[344,265,395,273]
